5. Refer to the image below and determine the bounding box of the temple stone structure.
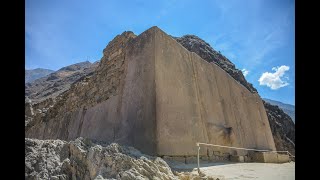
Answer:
[26,26,276,157]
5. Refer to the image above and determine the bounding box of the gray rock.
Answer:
[25,137,177,180]
[263,101,295,156]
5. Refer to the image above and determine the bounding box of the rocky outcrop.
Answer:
[263,98,295,123]
[25,137,176,180]
[263,101,295,155]
[25,30,140,147]
[26,137,220,180]
[25,61,99,130]
[25,96,57,127]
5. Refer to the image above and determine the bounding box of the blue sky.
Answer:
[25,0,295,105]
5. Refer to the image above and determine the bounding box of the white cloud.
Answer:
[258,65,290,90]
[242,69,249,77]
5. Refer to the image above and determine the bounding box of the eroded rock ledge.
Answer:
[25,137,221,180]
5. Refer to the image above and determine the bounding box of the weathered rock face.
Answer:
[26,137,221,180]
[26,26,276,157]
[25,60,100,133]
[173,34,295,155]
[25,137,177,180]
[263,98,295,123]
[263,101,295,155]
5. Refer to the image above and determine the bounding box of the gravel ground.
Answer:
[169,161,295,180]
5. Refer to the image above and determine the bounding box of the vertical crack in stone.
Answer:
[76,107,87,138]
[189,52,208,144]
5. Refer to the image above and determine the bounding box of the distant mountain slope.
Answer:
[263,98,295,123]
[25,68,54,83]
[25,61,99,103]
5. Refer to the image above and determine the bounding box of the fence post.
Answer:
[197,143,201,175]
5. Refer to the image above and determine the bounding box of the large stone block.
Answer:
[277,154,290,163]
[26,26,277,157]
[251,152,278,163]
[263,152,278,163]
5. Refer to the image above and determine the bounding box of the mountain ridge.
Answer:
[263,98,294,106]
[25,60,99,103]
[263,98,295,123]
[25,68,54,83]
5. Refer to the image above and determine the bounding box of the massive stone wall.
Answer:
[26,26,276,156]
[153,27,275,156]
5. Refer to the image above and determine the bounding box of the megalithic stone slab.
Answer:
[26,26,276,157]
